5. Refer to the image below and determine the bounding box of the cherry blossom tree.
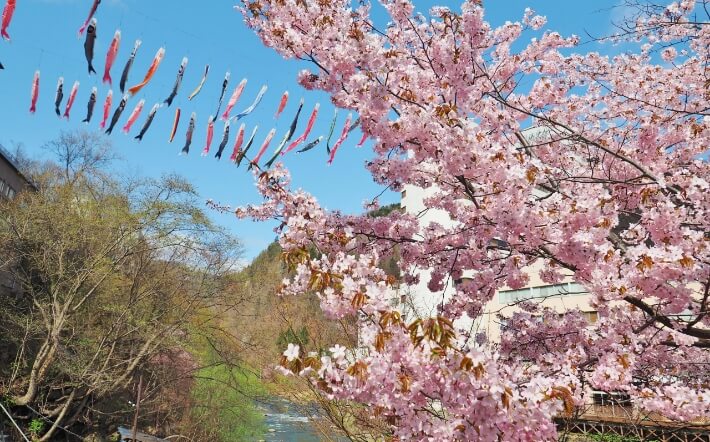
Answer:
[230,0,709,439]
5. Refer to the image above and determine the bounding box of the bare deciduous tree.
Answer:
[0,131,244,440]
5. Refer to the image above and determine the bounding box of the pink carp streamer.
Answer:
[229,123,246,163]
[122,99,145,133]
[201,116,215,156]
[29,71,40,114]
[274,90,289,119]
[103,30,121,85]
[356,132,367,147]
[251,128,276,167]
[99,89,113,129]
[63,81,80,119]
[221,78,247,121]
[327,113,352,164]
[283,102,319,155]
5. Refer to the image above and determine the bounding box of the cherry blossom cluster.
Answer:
[233,0,709,438]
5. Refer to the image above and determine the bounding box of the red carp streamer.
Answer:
[283,102,319,155]
[169,107,181,142]
[128,47,165,96]
[327,113,353,164]
[77,0,100,36]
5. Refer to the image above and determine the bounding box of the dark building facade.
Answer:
[0,143,33,343]
[0,143,33,199]
[0,145,36,442]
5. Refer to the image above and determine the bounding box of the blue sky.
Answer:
[0,0,622,260]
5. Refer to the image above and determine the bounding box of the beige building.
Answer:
[381,121,710,439]
[394,139,710,438]
[396,126,598,343]
[396,174,657,432]
[398,180,597,344]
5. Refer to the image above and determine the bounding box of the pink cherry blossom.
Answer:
[228,0,710,439]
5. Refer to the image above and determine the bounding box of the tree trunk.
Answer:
[63,391,90,429]
[38,388,76,442]
[12,336,58,406]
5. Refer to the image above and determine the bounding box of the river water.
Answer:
[257,397,346,442]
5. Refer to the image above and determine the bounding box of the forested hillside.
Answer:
[227,240,359,371]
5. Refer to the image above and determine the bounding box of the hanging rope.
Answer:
[22,402,85,441]
[0,402,31,442]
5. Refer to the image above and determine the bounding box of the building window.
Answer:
[453,277,473,287]
[0,178,15,199]
[498,282,587,304]
[582,311,598,323]
[556,311,598,324]
[592,391,631,407]
[487,238,511,250]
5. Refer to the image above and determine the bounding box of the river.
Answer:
[257,397,346,442]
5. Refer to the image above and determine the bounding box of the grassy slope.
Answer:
[192,362,267,441]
